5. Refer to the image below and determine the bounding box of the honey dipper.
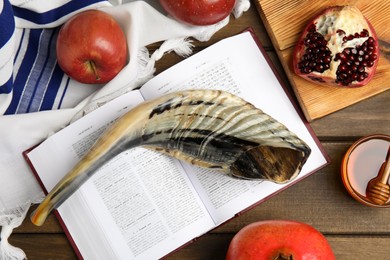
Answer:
[366,146,390,205]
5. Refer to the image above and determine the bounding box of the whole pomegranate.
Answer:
[226,220,335,260]
[293,6,379,88]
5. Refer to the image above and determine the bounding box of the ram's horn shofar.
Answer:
[31,89,311,226]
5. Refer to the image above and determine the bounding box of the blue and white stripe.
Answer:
[0,0,15,95]
[12,0,111,28]
[0,0,111,115]
[7,28,62,114]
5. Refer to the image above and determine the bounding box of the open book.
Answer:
[24,30,330,260]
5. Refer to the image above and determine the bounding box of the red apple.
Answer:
[56,10,127,84]
[226,220,335,260]
[159,0,236,26]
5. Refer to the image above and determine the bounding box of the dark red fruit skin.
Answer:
[226,220,336,260]
[56,10,128,84]
[159,0,236,26]
[293,6,379,88]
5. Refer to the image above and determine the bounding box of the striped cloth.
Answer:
[7,28,70,114]
[0,0,14,99]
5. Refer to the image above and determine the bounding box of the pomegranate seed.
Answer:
[316,64,324,71]
[308,75,325,82]
[298,28,332,74]
[357,74,365,81]
[324,56,331,63]
[361,29,369,37]
[337,29,346,35]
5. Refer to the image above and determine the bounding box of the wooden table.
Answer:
[9,2,390,259]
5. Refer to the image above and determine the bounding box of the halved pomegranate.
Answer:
[293,6,379,88]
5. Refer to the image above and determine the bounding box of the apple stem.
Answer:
[87,60,101,81]
[274,253,293,260]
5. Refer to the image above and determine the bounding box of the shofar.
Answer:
[31,89,311,226]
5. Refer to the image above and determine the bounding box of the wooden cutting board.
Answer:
[254,0,390,121]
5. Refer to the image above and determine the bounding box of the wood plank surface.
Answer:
[254,0,390,121]
[8,1,390,259]
[10,233,390,260]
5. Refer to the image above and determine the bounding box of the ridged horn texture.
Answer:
[31,89,311,226]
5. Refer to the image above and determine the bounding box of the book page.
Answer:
[27,90,146,259]
[27,90,214,259]
[28,90,145,192]
[140,31,328,224]
[80,148,214,259]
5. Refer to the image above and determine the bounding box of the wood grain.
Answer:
[167,234,390,259]
[9,234,76,260]
[254,0,390,121]
[9,233,390,260]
